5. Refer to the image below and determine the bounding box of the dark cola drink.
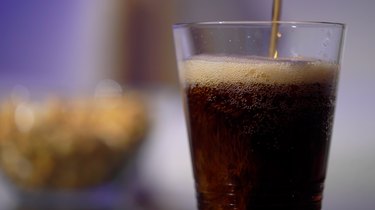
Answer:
[182,55,339,210]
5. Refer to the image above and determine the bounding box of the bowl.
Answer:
[0,90,148,192]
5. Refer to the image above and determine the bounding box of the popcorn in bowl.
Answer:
[0,92,148,190]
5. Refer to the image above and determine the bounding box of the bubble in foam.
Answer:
[182,55,338,86]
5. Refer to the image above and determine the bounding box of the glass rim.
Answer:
[173,21,345,29]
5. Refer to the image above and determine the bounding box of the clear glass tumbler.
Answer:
[173,21,345,210]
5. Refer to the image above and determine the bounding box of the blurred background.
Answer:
[0,0,374,209]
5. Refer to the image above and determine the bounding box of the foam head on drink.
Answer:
[181,55,339,210]
[182,55,338,86]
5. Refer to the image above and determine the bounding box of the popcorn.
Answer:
[0,93,148,189]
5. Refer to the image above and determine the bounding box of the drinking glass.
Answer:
[173,21,345,210]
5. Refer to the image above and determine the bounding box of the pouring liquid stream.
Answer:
[269,0,282,59]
